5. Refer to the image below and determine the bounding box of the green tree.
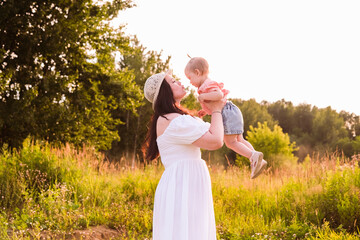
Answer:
[290,104,317,160]
[292,103,315,137]
[352,136,360,155]
[335,137,354,157]
[265,99,295,134]
[106,37,170,165]
[340,111,360,139]
[181,89,201,112]
[0,0,139,150]
[311,107,348,151]
[231,98,275,136]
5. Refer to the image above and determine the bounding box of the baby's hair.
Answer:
[185,57,209,75]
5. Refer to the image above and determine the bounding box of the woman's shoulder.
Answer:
[165,113,183,120]
[157,113,184,137]
[157,114,210,144]
[157,113,182,125]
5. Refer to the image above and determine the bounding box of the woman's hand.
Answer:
[201,97,226,113]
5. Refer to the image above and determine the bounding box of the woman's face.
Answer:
[165,74,186,103]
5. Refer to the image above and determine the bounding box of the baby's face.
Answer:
[185,69,203,88]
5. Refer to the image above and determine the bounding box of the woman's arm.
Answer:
[192,98,226,150]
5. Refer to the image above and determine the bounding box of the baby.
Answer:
[185,57,267,179]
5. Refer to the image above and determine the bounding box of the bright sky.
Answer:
[115,0,360,115]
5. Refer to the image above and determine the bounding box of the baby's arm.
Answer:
[198,88,224,101]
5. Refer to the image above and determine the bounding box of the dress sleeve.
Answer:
[165,115,210,144]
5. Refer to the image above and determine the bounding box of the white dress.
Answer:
[153,115,217,240]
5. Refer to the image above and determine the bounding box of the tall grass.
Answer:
[211,153,360,239]
[0,139,359,239]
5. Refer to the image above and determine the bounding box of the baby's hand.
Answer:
[198,94,204,102]
[198,110,207,118]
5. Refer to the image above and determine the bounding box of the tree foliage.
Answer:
[107,37,170,163]
[340,111,360,138]
[312,107,348,148]
[181,89,201,112]
[1,0,359,162]
[265,100,359,158]
[0,0,141,150]
[231,98,276,136]
[265,99,294,133]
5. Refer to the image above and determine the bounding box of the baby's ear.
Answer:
[195,69,201,76]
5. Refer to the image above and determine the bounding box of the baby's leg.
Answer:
[237,134,255,151]
[235,135,267,179]
[224,134,252,159]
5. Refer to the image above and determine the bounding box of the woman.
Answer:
[143,70,226,240]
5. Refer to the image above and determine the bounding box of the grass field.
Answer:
[0,139,360,239]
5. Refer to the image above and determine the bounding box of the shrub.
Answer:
[0,139,66,211]
[335,137,355,157]
[238,122,298,169]
[0,144,25,210]
[0,212,9,239]
[0,138,84,212]
[309,222,360,240]
[318,169,360,231]
[352,136,360,155]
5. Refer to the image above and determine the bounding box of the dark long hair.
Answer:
[142,79,189,161]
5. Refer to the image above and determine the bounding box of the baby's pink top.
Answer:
[197,79,230,115]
